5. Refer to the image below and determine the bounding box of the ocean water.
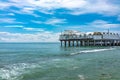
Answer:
[0,43,120,80]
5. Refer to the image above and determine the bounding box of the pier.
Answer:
[59,30,120,47]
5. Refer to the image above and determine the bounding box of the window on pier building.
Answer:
[83,34,86,37]
[79,35,82,37]
[89,33,92,35]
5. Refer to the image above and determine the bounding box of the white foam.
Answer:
[70,48,115,55]
[0,63,40,80]
[52,58,61,62]
[73,66,79,69]
[78,75,85,80]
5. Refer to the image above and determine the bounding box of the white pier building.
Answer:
[59,30,120,47]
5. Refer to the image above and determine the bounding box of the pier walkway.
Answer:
[59,30,120,47]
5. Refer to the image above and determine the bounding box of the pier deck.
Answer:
[59,30,120,47]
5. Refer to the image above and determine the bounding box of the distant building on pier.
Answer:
[59,30,120,47]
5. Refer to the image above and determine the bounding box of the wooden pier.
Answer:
[59,30,120,47]
[60,39,120,47]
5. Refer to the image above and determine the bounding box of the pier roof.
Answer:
[61,30,84,35]
[93,32,102,35]
[60,30,120,40]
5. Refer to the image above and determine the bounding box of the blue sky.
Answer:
[0,0,120,42]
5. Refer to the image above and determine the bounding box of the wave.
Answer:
[0,58,63,80]
[78,75,85,80]
[0,63,40,80]
[70,48,115,55]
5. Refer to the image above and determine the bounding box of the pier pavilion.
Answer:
[59,30,120,47]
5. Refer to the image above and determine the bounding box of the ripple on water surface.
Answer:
[0,43,120,80]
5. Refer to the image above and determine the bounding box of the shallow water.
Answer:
[0,43,120,80]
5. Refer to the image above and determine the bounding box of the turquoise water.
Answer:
[0,43,120,80]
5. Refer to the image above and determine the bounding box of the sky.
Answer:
[0,0,120,42]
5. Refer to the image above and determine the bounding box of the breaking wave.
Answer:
[0,63,40,80]
[78,75,85,80]
[70,48,115,55]
[0,58,63,80]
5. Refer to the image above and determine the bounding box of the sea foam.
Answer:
[78,75,85,80]
[0,63,39,80]
[70,48,115,55]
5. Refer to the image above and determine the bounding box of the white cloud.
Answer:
[0,31,60,42]
[1,0,119,16]
[45,18,67,25]
[118,15,120,21]
[61,20,120,32]
[3,25,45,32]
[31,18,67,25]
[0,18,23,24]
[4,25,24,28]
[0,13,15,16]
[11,9,41,17]
[0,1,11,10]
[23,27,44,32]
[89,20,120,29]
[69,0,119,16]
[7,13,15,16]
[31,20,42,24]
[0,18,15,23]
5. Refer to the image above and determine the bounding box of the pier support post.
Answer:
[112,40,114,46]
[61,41,63,46]
[64,41,66,47]
[117,40,119,46]
[100,40,102,46]
[76,40,79,46]
[108,40,110,46]
[105,40,107,46]
[94,40,95,46]
[80,41,82,46]
[115,40,117,46]
[87,40,89,46]
[110,40,112,46]
[84,41,86,46]
[79,41,80,46]
[118,41,120,46]
[83,41,85,46]
[68,41,70,47]
[72,41,74,47]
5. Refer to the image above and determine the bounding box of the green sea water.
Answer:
[0,43,120,80]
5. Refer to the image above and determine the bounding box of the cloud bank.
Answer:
[0,0,120,42]
[0,0,120,16]
[0,31,60,42]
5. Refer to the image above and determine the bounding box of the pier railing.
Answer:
[59,35,120,47]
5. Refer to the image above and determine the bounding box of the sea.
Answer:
[0,43,120,80]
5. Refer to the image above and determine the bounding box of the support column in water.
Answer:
[68,40,70,47]
[64,41,67,47]
[94,40,95,46]
[72,41,74,47]
[82,40,85,46]
[117,40,119,46]
[76,40,79,46]
[87,40,89,46]
[61,41,63,46]
[100,40,103,46]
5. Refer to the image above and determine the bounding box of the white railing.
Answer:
[59,35,91,40]
[59,34,120,40]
